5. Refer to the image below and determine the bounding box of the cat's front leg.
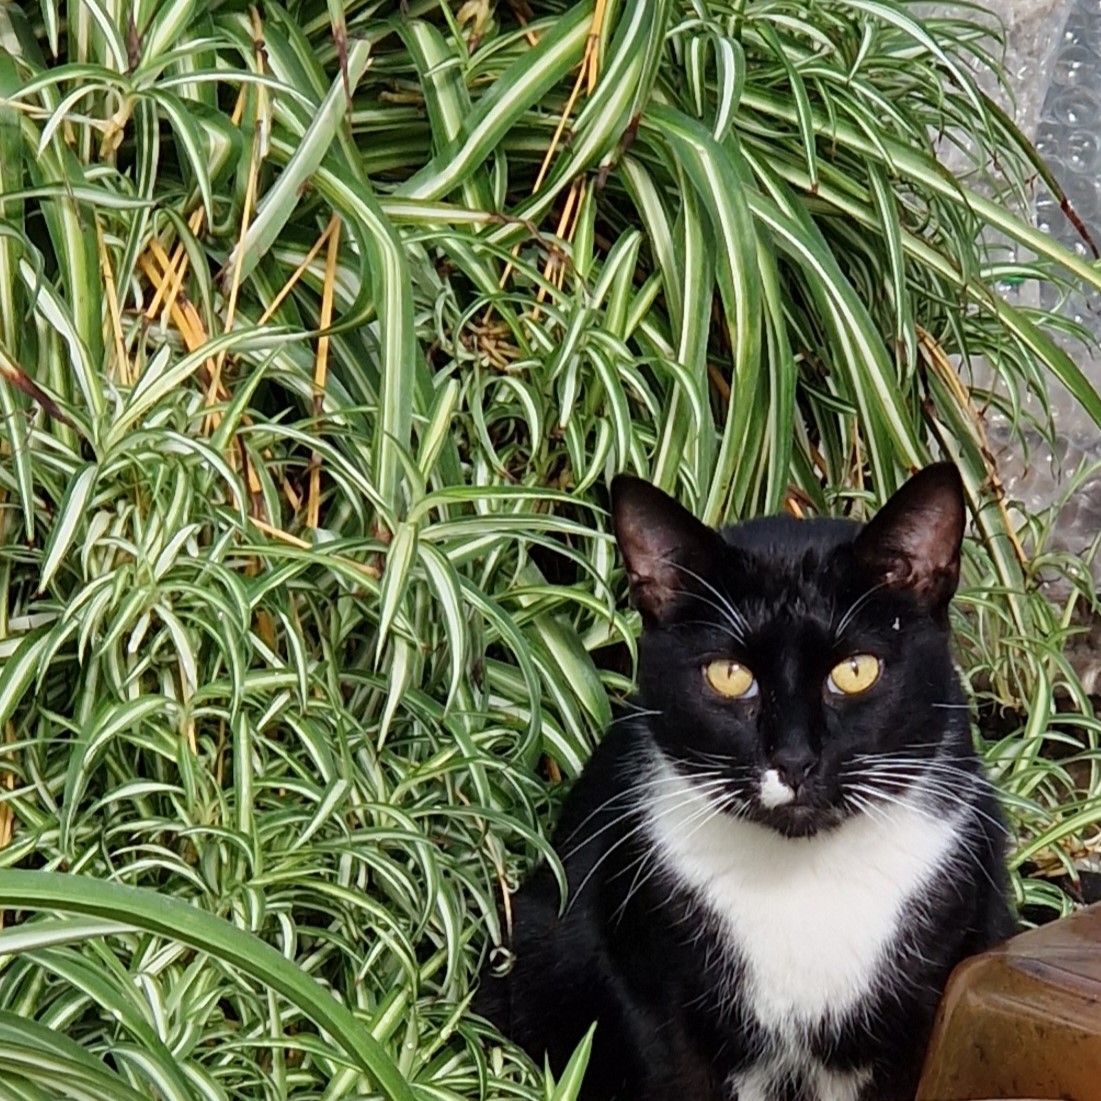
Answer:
[724,1062,776,1101]
[812,1064,874,1101]
[724,1060,874,1101]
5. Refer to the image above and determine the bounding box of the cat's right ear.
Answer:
[611,475,719,624]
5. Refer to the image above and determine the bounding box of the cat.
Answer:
[474,463,1016,1101]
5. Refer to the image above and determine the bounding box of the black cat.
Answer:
[475,464,1015,1101]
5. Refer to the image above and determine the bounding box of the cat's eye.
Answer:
[827,654,881,696]
[704,660,758,700]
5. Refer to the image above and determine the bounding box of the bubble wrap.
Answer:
[927,1,1101,586]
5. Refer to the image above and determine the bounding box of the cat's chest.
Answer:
[644,763,962,1033]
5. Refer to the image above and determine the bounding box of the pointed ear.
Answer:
[853,463,966,611]
[611,475,720,623]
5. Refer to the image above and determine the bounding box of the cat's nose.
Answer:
[771,748,816,791]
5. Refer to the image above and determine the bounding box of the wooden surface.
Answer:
[915,903,1101,1101]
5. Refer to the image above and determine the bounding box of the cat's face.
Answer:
[612,465,968,838]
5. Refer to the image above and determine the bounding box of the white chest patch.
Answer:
[645,758,962,1035]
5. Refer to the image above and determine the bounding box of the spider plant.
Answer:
[0,0,1098,1097]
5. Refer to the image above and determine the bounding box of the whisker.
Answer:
[844,767,992,803]
[611,785,750,925]
[674,617,745,642]
[610,797,719,920]
[834,579,890,637]
[843,778,1009,837]
[848,781,1011,896]
[666,559,749,638]
[556,768,717,845]
[617,701,663,718]
[566,778,734,911]
[558,771,726,856]
[842,788,891,828]
[846,758,997,791]
[603,708,663,731]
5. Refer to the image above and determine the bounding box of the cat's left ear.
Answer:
[611,475,720,624]
[853,462,965,611]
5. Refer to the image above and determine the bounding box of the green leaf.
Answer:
[549,1024,595,1101]
[0,871,415,1101]
[38,464,97,593]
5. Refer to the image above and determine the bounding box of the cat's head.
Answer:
[611,465,968,838]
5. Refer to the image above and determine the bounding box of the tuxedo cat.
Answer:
[475,464,1015,1101]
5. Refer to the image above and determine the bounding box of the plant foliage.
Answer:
[0,0,1099,1097]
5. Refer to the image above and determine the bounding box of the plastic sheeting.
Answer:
[929,1,1101,590]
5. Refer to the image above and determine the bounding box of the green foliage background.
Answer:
[0,0,1099,1097]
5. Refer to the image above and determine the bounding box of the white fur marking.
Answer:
[728,1058,871,1101]
[815,1063,873,1101]
[646,758,962,1033]
[759,768,795,808]
[728,1062,773,1101]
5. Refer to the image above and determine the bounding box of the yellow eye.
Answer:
[704,660,758,699]
[827,654,881,696]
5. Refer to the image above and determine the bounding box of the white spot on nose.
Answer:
[759,768,795,808]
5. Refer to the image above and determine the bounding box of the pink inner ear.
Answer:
[625,563,680,620]
[618,526,704,621]
[892,506,959,576]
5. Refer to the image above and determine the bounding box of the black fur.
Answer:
[476,465,1015,1101]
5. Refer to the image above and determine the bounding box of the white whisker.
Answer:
[834,579,890,637]
[558,771,725,857]
[666,559,749,639]
[566,777,735,910]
